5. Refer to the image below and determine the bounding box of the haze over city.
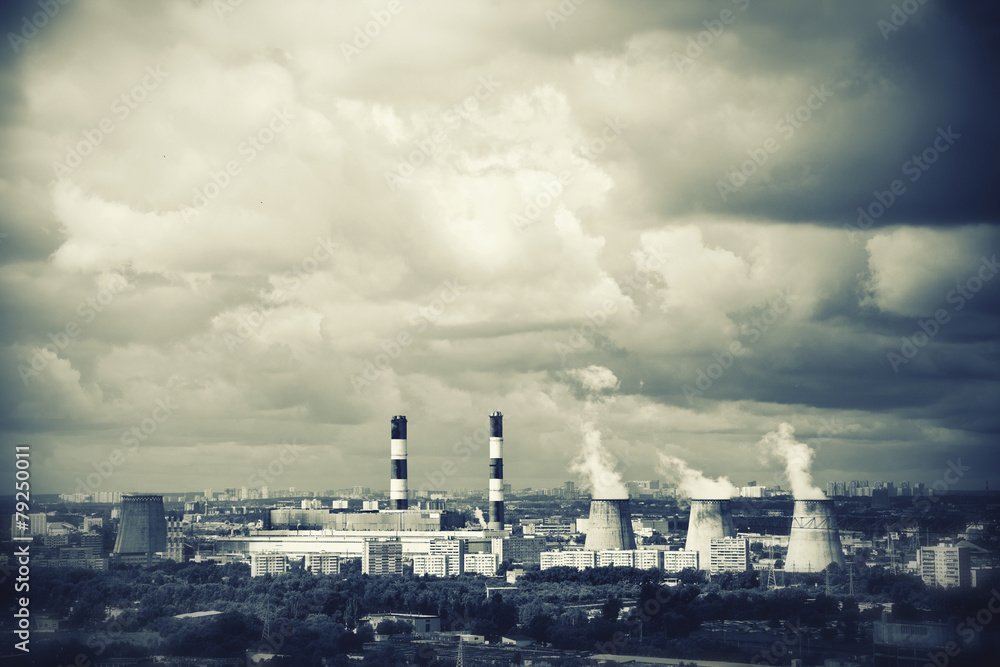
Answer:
[1,0,998,498]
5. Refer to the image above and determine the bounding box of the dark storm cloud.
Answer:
[0,0,997,494]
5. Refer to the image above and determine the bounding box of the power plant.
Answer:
[488,411,504,530]
[685,499,736,570]
[584,498,636,551]
[113,494,168,566]
[784,498,846,572]
[390,415,408,510]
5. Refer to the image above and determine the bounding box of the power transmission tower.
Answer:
[456,636,465,667]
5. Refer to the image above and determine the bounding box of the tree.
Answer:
[601,596,622,622]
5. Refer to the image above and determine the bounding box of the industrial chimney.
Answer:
[784,498,846,572]
[584,499,636,551]
[113,494,168,566]
[488,411,504,530]
[390,415,408,510]
[685,499,736,571]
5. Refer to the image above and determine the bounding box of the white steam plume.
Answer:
[759,422,825,500]
[570,424,628,499]
[657,454,737,499]
[474,507,487,528]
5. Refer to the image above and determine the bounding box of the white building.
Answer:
[430,538,465,576]
[362,538,403,576]
[920,544,971,588]
[662,550,699,572]
[413,554,449,577]
[303,553,340,575]
[634,549,662,570]
[709,537,750,574]
[597,550,635,568]
[540,550,596,570]
[250,553,289,577]
[464,552,500,576]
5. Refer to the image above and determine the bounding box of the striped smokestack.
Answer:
[488,411,504,529]
[390,415,408,510]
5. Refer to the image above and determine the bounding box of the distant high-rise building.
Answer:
[920,545,971,588]
[362,538,403,575]
[709,538,750,574]
[429,538,464,576]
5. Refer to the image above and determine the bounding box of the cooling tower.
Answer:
[685,499,736,571]
[390,415,408,510]
[784,498,846,572]
[113,494,167,566]
[584,499,636,551]
[488,411,504,530]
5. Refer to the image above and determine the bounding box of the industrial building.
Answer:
[783,499,846,573]
[113,494,168,566]
[684,499,736,572]
[488,411,505,530]
[584,499,637,551]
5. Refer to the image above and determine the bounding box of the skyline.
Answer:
[1,1,998,496]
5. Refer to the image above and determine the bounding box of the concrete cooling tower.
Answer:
[685,499,736,571]
[584,499,636,551]
[113,494,167,565]
[784,499,846,573]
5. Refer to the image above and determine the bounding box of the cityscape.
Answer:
[2,1,1000,667]
[4,412,1000,666]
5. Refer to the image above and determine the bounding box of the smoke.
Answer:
[567,365,620,394]
[759,422,825,500]
[570,425,629,499]
[474,507,487,528]
[657,454,737,499]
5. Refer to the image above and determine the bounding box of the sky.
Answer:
[1,0,998,498]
